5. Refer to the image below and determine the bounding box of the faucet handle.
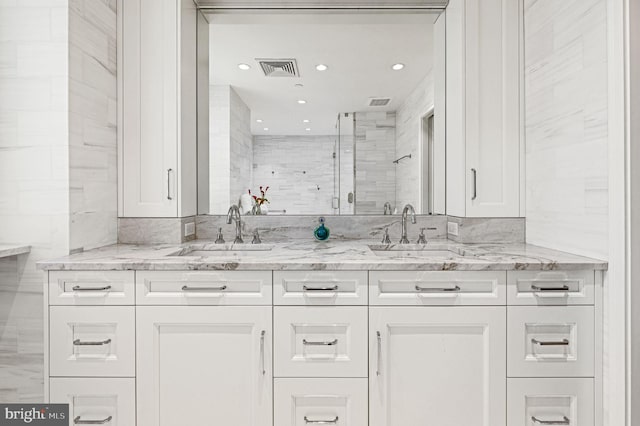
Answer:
[252,230,262,245]
[215,227,225,244]
[381,228,391,244]
[416,228,427,244]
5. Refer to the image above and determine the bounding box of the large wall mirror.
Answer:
[198,6,446,216]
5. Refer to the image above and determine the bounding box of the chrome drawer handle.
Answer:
[532,338,570,346]
[531,415,570,425]
[74,416,112,424]
[73,338,111,346]
[303,285,339,291]
[303,338,338,346]
[531,284,570,292]
[181,285,227,292]
[415,285,461,293]
[260,330,266,375]
[72,285,112,292]
[376,331,382,376]
[304,416,339,424]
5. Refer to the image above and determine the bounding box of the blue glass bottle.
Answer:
[314,217,330,241]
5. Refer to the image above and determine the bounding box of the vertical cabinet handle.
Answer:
[376,331,382,376]
[167,168,173,200]
[471,168,477,200]
[260,330,266,375]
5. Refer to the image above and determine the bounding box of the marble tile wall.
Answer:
[253,135,337,215]
[446,216,526,244]
[354,112,396,214]
[524,0,609,260]
[229,87,253,208]
[395,72,435,211]
[118,217,196,244]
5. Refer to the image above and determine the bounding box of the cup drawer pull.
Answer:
[303,285,339,292]
[304,416,339,424]
[181,285,227,292]
[415,285,461,293]
[532,338,570,346]
[74,415,113,425]
[73,338,112,346]
[531,284,570,292]
[72,285,112,292]
[303,338,338,346]
[531,415,570,425]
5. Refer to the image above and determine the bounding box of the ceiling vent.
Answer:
[257,59,300,77]
[368,97,392,107]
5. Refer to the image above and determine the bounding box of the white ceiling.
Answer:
[208,12,437,135]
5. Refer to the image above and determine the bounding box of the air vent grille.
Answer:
[368,98,392,107]
[257,59,300,77]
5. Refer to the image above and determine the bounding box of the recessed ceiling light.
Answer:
[238,63,251,70]
[315,64,328,71]
[297,100,307,104]
[263,127,269,131]
[392,63,405,71]
[256,119,263,123]
[303,119,310,123]
[305,128,312,131]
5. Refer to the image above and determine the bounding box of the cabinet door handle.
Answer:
[531,284,570,292]
[181,285,227,292]
[531,416,570,425]
[167,168,173,200]
[471,168,477,200]
[303,338,338,346]
[532,338,570,346]
[72,285,112,292]
[303,285,339,292]
[376,331,382,376]
[260,330,266,375]
[415,285,461,293]
[304,416,339,424]
[73,338,111,346]
[74,416,112,425]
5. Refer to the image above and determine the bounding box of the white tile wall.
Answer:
[524,0,609,260]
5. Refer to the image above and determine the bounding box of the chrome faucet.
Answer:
[399,204,416,244]
[383,202,393,215]
[226,205,243,244]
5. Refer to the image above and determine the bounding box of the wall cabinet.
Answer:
[119,0,197,217]
[445,0,522,217]
[45,269,601,426]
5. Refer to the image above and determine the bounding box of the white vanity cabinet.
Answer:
[445,0,522,217]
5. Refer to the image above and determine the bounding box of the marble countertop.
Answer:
[0,244,31,259]
[37,239,607,271]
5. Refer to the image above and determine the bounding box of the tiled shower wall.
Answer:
[252,135,337,215]
[524,0,609,260]
[0,0,118,401]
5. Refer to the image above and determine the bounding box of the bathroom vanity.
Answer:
[39,241,606,426]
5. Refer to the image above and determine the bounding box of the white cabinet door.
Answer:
[446,0,522,217]
[136,306,272,426]
[370,306,506,426]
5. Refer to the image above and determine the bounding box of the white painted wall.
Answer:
[524,0,609,260]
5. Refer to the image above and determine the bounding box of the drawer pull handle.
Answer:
[181,285,227,292]
[74,416,112,424]
[260,330,266,375]
[304,416,339,424]
[303,338,338,346]
[415,285,461,293]
[531,284,570,292]
[376,331,382,376]
[532,338,570,346]
[531,415,570,425]
[73,338,112,346]
[303,285,339,292]
[72,285,112,292]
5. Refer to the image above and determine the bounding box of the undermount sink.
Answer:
[168,243,274,257]
[368,244,466,258]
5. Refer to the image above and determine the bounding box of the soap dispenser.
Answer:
[314,217,330,241]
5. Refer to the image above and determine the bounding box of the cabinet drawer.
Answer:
[49,378,135,426]
[507,271,595,306]
[274,271,367,305]
[508,307,594,378]
[136,271,272,305]
[275,378,368,426]
[370,271,506,305]
[507,378,594,426]
[274,307,367,378]
[49,306,135,377]
[49,271,135,306]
